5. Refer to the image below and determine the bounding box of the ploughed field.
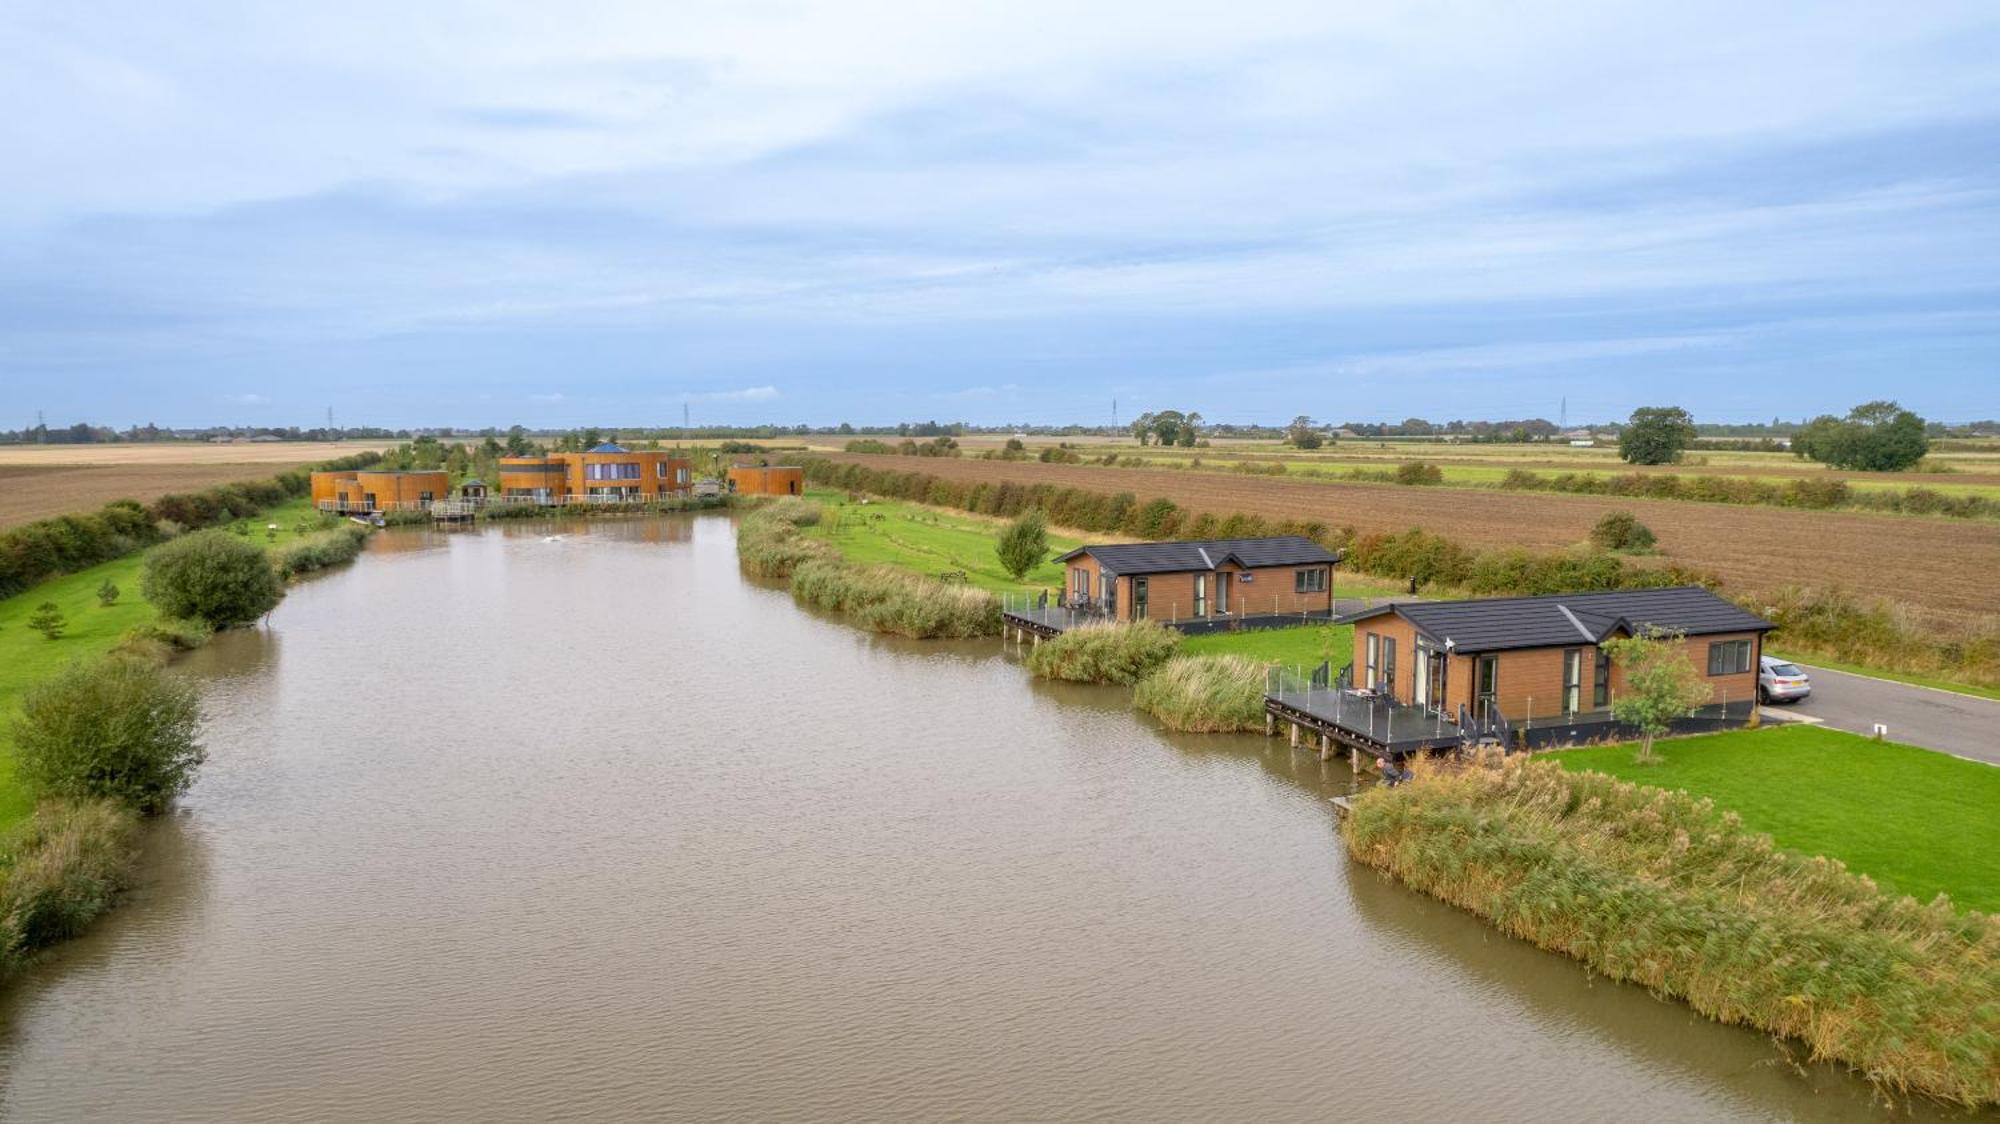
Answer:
[0,443,385,530]
[821,454,2000,619]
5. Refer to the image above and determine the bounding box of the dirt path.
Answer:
[821,454,2000,619]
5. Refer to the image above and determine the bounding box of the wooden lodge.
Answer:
[1002,535,1343,639]
[1266,585,1775,758]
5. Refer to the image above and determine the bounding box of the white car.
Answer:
[1758,656,1811,704]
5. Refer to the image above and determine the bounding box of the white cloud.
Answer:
[692,386,779,402]
[529,391,567,403]
[222,392,271,406]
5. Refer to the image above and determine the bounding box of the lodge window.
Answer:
[1133,577,1149,619]
[1194,574,1208,617]
[586,462,641,481]
[1295,567,1327,593]
[1562,649,1583,715]
[657,462,668,478]
[1594,647,1610,708]
[1072,568,1090,600]
[1365,633,1380,689]
[1707,639,1752,676]
[1382,637,1397,695]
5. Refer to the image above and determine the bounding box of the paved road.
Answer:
[1773,664,2000,765]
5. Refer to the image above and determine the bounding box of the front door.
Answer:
[1133,577,1149,619]
[1428,649,1448,715]
[1216,572,1231,616]
[1194,575,1208,617]
[1475,655,1498,721]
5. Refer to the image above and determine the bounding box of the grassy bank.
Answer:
[737,499,1002,637]
[1343,755,2000,1107]
[800,488,1081,594]
[1132,655,1267,732]
[1553,725,2000,912]
[0,499,344,830]
[1024,620,1181,684]
[0,798,140,978]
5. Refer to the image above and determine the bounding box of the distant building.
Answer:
[311,470,450,512]
[497,443,694,503]
[726,465,805,496]
[1052,536,1340,625]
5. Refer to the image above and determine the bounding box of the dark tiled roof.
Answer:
[1057,536,1339,575]
[1336,586,1770,652]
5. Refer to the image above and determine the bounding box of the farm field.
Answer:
[800,489,1082,595]
[0,499,337,830]
[0,441,389,530]
[1554,724,2000,913]
[820,453,2000,620]
[919,434,2000,498]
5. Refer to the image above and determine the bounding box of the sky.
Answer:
[3,1,1998,429]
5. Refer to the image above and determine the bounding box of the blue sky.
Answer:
[4,1,1998,429]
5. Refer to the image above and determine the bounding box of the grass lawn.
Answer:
[0,499,335,830]
[1553,724,2000,913]
[1182,623,1353,670]
[802,488,1083,595]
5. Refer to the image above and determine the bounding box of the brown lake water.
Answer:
[0,517,1932,1120]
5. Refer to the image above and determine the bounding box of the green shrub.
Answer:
[1394,461,1444,485]
[95,579,120,607]
[123,616,216,653]
[1025,620,1182,685]
[994,509,1049,580]
[12,656,205,814]
[27,602,66,640]
[1344,756,2000,1107]
[275,523,370,578]
[1588,510,1657,553]
[0,798,139,974]
[1134,655,1267,731]
[141,529,285,627]
[736,502,835,579]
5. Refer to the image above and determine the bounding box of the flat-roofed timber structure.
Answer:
[726,465,805,496]
[498,443,694,504]
[1265,585,1774,759]
[1002,535,1341,639]
[311,469,449,513]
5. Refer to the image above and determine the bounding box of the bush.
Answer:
[141,529,285,627]
[27,602,66,640]
[1344,756,2000,1108]
[1394,461,1444,485]
[275,524,370,578]
[1025,620,1182,685]
[994,509,1049,581]
[0,798,139,974]
[96,579,120,607]
[1134,655,1267,731]
[12,657,205,814]
[122,616,215,653]
[1588,510,1657,553]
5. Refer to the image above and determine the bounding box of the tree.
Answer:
[141,529,284,627]
[1286,416,1324,449]
[1589,511,1656,553]
[28,601,66,640]
[1794,400,1929,471]
[1618,406,1697,465]
[96,579,120,607]
[12,656,204,813]
[1602,630,1712,764]
[995,509,1050,581]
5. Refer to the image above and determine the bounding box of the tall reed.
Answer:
[1133,654,1267,731]
[0,798,140,976]
[1024,620,1182,685]
[790,557,1000,638]
[1342,756,2000,1107]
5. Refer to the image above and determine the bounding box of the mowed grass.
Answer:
[1182,623,1353,670]
[1554,724,2000,913]
[0,499,333,830]
[801,489,1082,594]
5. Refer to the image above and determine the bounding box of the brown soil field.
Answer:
[0,442,387,531]
[822,454,2000,620]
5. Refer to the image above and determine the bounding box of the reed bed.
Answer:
[1133,654,1268,731]
[737,500,999,637]
[1342,756,2000,1108]
[789,557,1000,638]
[275,523,371,578]
[0,798,139,977]
[736,500,836,579]
[1024,620,1182,685]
